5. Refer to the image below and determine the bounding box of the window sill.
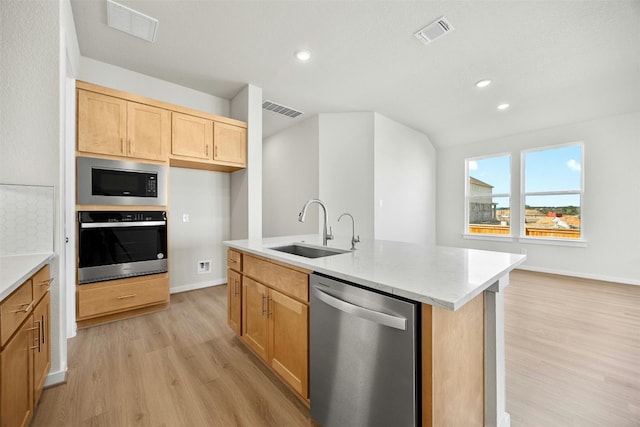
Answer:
[463,233,515,242]
[518,236,588,247]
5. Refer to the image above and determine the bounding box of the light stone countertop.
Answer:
[224,235,526,311]
[0,253,55,301]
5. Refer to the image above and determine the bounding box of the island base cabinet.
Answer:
[241,278,309,399]
[227,269,242,336]
[269,291,308,399]
[422,293,485,427]
[241,278,268,360]
[0,315,34,427]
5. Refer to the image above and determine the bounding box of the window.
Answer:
[465,154,511,236]
[522,143,583,240]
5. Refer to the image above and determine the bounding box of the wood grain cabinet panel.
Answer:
[227,269,242,336]
[0,315,34,427]
[171,112,213,160]
[77,276,169,320]
[242,277,269,360]
[269,290,309,398]
[213,121,246,166]
[31,265,50,305]
[32,292,50,406]
[232,251,310,401]
[77,89,170,162]
[77,89,127,157]
[0,279,33,347]
[127,102,170,161]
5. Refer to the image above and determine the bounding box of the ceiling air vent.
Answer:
[262,100,303,118]
[414,17,454,45]
[107,0,159,42]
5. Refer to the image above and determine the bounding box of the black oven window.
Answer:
[79,226,167,268]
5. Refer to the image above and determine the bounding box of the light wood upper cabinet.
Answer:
[127,102,170,161]
[77,89,170,162]
[77,90,127,157]
[213,122,246,166]
[171,112,213,160]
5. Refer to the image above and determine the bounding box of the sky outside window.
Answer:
[524,144,582,207]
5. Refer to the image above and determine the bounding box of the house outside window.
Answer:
[465,154,511,236]
[522,143,584,240]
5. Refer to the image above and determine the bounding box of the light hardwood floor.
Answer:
[506,270,640,427]
[31,271,640,426]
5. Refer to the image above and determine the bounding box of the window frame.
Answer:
[519,141,586,245]
[464,152,513,239]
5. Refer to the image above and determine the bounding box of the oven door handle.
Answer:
[80,221,166,229]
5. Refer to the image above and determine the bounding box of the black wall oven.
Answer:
[78,211,168,284]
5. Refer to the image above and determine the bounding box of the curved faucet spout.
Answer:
[298,199,333,246]
[338,213,360,250]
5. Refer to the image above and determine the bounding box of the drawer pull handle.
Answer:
[228,259,237,264]
[38,279,52,286]
[10,301,34,313]
[117,294,137,299]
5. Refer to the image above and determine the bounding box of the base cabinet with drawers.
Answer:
[0,264,51,427]
[226,250,310,401]
[76,273,170,328]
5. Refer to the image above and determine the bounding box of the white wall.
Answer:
[262,112,437,246]
[263,116,319,237]
[77,59,234,293]
[374,113,437,245]
[319,113,375,240]
[0,0,78,386]
[230,84,263,240]
[79,57,229,116]
[169,168,230,292]
[437,111,640,285]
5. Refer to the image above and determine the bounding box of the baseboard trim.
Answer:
[516,265,640,286]
[44,367,67,387]
[170,278,226,294]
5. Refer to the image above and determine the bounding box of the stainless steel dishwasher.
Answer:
[310,273,420,427]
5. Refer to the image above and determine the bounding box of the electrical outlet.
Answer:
[197,260,211,274]
[182,213,189,222]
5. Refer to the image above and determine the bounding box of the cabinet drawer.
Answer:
[244,255,309,303]
[0,279,33,347]
[78,277,169,319]
[32,265,51,304]
[227,249,242,272]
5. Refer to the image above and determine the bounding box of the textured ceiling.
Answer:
[70,0,640,147]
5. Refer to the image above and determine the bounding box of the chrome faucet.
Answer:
[338,213,360,250]
[298,199,333,246]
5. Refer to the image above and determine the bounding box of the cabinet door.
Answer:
[77,90,127,156]
[171,112,213,160]
[227,269,242,336]
[213,122,246,165]
[241,277,268,361]
[269,290,309,398]
[127,102,170,161]
[32,292,50,405]
[0,315,34,427]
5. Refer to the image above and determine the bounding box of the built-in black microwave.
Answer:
[77,157,167,206]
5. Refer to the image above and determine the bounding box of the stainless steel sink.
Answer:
[269,243,350,259]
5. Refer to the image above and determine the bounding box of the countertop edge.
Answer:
[0,253,55,301]
[224,237,526,311]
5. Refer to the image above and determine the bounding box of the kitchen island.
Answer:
[224,235,525,427]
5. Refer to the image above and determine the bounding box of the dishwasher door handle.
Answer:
[313,287,407,330]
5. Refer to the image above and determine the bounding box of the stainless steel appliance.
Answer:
[77,156,167,206]
[310,273,420,427]
[78,211,168,284]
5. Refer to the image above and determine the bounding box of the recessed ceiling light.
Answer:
[497,103,510,111]
[295,50,311,62]
[475,79,492,88]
